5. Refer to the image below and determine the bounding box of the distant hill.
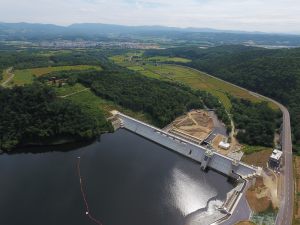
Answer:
[1,22,300,46]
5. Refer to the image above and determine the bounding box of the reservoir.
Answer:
[0,129,235,225]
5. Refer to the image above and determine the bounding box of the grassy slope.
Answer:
[1,68,12,84]
[241,146,273,168]
[293,156,300,225]
[110,54,277,111]
[54,83,152,123]
[12,65,102,86]
[4,61,151,124]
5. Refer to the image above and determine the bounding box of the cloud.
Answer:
[0,0,300,33]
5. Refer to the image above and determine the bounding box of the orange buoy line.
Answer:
[77,156,103,225]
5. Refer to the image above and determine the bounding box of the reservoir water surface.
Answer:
[0,129,234,225]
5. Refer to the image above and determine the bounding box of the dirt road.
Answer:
[1,67,14,87]
[59,88,89,98]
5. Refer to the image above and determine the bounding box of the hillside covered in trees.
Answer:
[0,49,111,80]
[1,46,280,151]
[0,84,111,151]
[231,98,281,147]
[40,66,230,128]
[145,45,300,152]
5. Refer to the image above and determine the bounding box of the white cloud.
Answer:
[0,0,300,33]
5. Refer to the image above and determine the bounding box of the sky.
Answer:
[0,0,300,33]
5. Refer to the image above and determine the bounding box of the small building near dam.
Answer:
[269,149,283,168]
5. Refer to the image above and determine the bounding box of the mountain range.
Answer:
[1,22,300,47]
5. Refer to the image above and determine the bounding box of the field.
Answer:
[1,68,11,81]
[1,67,13,86]
[110,55,278,111]
[55,83,88,97]
[241,148,273,168]
[146,56,191,63]
[12,65,102,86]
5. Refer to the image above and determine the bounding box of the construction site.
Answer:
[163,110,214,144]
[163,109,243,160]
[163,109,281,221]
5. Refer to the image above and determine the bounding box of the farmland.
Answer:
[146,56,191,63]
[110,55,277,111]
[10,65,102,86]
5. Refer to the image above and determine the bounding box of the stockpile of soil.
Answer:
[246,177,273,213]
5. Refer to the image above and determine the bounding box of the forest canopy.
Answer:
[40,67,230,129]
[231,98,280,147]
[145,45,300,152]
[0,83,111,151]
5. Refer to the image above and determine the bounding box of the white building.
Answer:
[218,141,230,150]
[269,149,283,168]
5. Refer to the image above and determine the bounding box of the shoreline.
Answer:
[1,130,112,154]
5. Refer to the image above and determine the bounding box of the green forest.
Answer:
[40,66,230,128]
[0,46,285,151]
[145,45,300,152]
[0,83,112,151]
[0,49,111,80]
[231,98,280,147]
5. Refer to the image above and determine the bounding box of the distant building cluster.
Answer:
[37,40,160,49]
[38,40,98,48]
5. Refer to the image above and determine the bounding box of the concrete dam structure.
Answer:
[111,111,261,179]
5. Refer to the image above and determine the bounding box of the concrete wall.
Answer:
[117,112,259,178]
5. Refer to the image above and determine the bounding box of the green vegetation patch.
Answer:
[41,68,229,129]
[242,145,273,155]
[231,98,281,147]
[58,84,152,123]
[142,64,237,111]
[54,83,88,97]
[0,83,111,151]
[146,56,191,63]
[146,46,300,148]
[13,65,102,86]
[0,68,12,85]
[110,54,274,112]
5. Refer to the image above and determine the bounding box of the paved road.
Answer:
[249,92,293,225]
[180,65,294,225]
[271,102,293,225]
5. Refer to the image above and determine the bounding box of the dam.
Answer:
[111,111,261,179]
[109,111,261,223]
[0,129,239,225]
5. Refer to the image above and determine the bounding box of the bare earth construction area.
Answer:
[163,110,214,144]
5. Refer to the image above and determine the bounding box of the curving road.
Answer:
[250,92,293,225]
[179,65,293,225]
[271,102,293,225]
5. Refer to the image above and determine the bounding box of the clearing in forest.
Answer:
[54,83,152,123]
[11,65,102,86]
[163,110,214,144]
